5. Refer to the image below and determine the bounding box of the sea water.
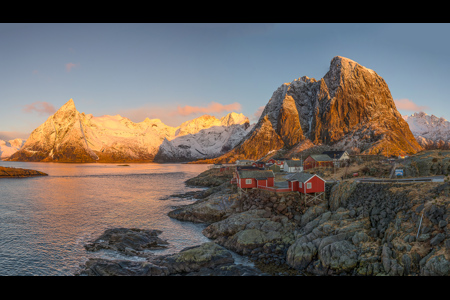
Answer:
[0,161,214,276]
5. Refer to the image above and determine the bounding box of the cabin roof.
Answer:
[287,172,325,183]
[237,170,274,179]
[309,154,333,162]
[285,160,303,167]
[322,151,347,159]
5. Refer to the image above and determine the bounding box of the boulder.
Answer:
[84,228,169,257]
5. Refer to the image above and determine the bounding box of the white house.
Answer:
[284,160,303,173]
[322,151,350,167]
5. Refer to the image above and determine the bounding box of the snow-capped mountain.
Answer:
[403,112,450,149]
[0,138,25,160]
[200,56,422,164]
[7,99,250,163]
[154,113,252,162]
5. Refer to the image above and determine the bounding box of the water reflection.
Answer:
[0,162,211,275]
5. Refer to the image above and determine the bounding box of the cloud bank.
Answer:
[394,98,429,112]
[23,101,56,115]
[173,102,241,116]
[65,62,79,72]
[120,101,242,127]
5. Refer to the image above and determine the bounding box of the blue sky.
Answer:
[1,23,449,140]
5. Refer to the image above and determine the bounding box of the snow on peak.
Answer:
[403,111,450,148]
[220,112,249,126]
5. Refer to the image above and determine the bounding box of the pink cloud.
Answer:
[118,102,242,127]
[252,106,265,122]
[65,62,79,72]
[394,99,429,112]
[173,102,241,116]
[23,101,56,115]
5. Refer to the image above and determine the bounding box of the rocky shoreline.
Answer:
[77,168,450,276]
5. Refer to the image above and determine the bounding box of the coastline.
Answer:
[71,163,450,276]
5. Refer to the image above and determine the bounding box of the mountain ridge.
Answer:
[6,99,250,163]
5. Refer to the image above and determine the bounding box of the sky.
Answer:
[1,23,449,140]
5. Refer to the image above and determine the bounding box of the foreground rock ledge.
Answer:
[84,228,169,257]
[77,238,267,276]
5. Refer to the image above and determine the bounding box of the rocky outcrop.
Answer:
[84,228,169,257]
[401,150,450,177]
[276,95,304,148]
[78,238,266,276]
[0,166,47,178]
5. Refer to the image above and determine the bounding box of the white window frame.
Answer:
[307,182,312,189]
[299,182,302,188]
[245,179,252,184]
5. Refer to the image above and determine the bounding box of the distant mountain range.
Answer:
[3,56,448,163]
[403,112,450,150]
[5,99,251,163]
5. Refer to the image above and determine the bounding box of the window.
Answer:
[299,182,302,188]
[307,182,312,189]
[245,179,252,184]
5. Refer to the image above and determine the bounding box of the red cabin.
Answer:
[234,169,275,189]
[286,173,326,194]
[303,154,334,170]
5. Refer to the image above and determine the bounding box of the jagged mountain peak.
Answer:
[202,56,421,164]
[220,112,249,126]
[59,98,77,112]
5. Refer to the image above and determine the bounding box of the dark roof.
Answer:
[322,151,347,159]
[238,170,274,179]
[285,160,303,167]
[286,172,315,182]
[309,154,333,162]
[287,172,324,183]
[237,166,263,170]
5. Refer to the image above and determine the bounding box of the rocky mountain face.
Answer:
[200,56,422,163]
[6,99,250,163]
[403,112,450,150]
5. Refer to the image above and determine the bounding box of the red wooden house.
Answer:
[303,154,334,170]
[232,169,275,189]
[286,172,326,194]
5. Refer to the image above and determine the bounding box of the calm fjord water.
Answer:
[0,162,211,276]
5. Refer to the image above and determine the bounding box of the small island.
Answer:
[0,166,48,178]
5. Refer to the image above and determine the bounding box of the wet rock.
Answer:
[84,228,169,257]
[78,241,266,276]
[77,259,170,276]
